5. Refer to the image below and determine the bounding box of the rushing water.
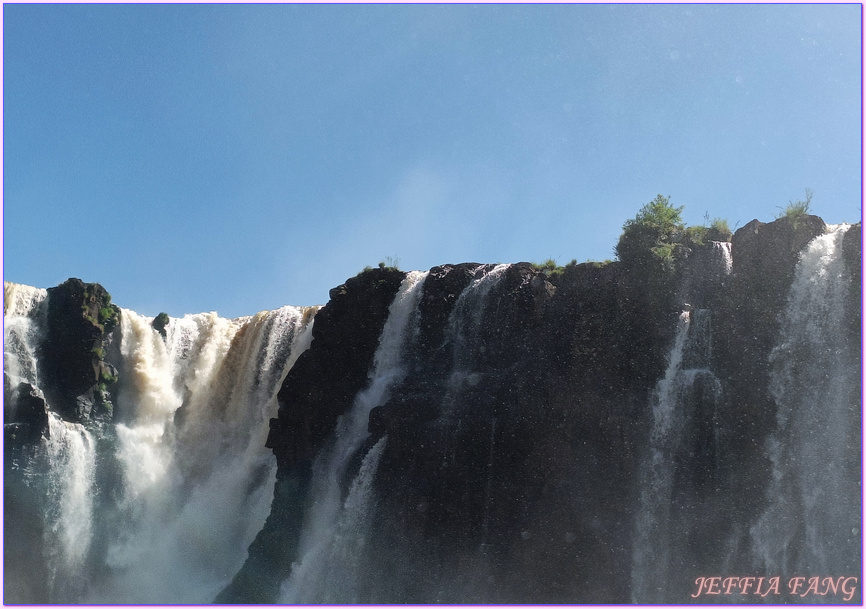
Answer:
[5,227,858,603]
[750,224,859,583]
[281,270,428,603]
[713,240,733,276]
[4,284,99,602]
[631,310,691,603]
[3,284,317,604]
[42,414,96,597]
[3,283,48,390]
[632,304,725,603]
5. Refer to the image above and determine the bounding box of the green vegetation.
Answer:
[99,306,115,324]
[778,188,813,227]
[684,225,708,246]
[531,258,579,279]
[708,218,732,242]
[615,194,685,272]
[615,194,734,266]
[586,260,613,268]
[377,256,401,270]
[82,285,120,333]
[366,256,401,274]
[95,382,114,417]
[99,366,118,385]
[533,259,559,273]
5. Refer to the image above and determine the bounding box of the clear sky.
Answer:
[3,3,862,318]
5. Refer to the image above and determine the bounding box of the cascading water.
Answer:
[714,240,733,275]
[6,219,858,605]
[449,264,510,375]
[43,414,96,598]
[91,305,316,603]
[281,270,429,604]
[440,263,511,419]
[4,284,99,602]
[3,282,318,604]
[632,310,691,603]
[3,283,48,390]
[750,224,860,586]
[632,307,724,603]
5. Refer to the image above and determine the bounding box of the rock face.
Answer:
[217,266,406,604]
[222,214,860,604]
[39,278,120,424]
[4,214,859,605]
[3,379,49,446]
[266,266,406,470]
[365,261,647,602]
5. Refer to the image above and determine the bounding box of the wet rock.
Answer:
[4,380,49,446]
[39,278,120,423]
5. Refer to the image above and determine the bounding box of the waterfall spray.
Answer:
[282,271,428,603]
[86,306,316,603]
[632,307,724,603]
[750,224,859,581]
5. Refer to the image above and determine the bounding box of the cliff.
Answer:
[4,214,860,605]
[219,215,860,603]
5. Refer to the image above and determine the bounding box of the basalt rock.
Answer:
[843,222,862,348]
[716,214,826,432]
[220,266,405,604]
[39,278,120,424]
[266,266,406,470]
[361,260,658,602]
[219,215,860,604]
[152,312,170,339]
[3,378,49,447]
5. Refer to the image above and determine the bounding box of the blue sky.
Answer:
[3,3,862,318]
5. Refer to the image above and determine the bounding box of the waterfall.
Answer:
[713,240,733,276]
[436,263,511,423]
[750,224,859,582]
[3,283,48,389]
[449,263,510,376]
[87,305,316,603]
[4,283,98,602]
[43,414,97,597]
[6,218,857,604]
[632,308,723,602]
[282,270,428,603]
[3,281,318,604]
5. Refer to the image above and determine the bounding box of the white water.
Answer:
[42,414,97,596]
[282,270,429,603]
[90,305,316,603]
[3,281,318,604]
[3,283,48,389]
[632,308,723,603]
[631,311,691,603]
[713,240,733,275]
[4,284,98,601]
[750,224,858,579]
[448,263,510,376]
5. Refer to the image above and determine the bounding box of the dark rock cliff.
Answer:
[216,266,406,603]
[221,214,860,603]
[4,278,124,604]
[5,214,857,604]
[39,278,120,424]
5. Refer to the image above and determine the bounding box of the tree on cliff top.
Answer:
[615,194,685,269]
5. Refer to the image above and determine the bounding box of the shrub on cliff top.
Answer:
[778,188,813,227]
[708,218,732,242]
[615,194,685,270]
